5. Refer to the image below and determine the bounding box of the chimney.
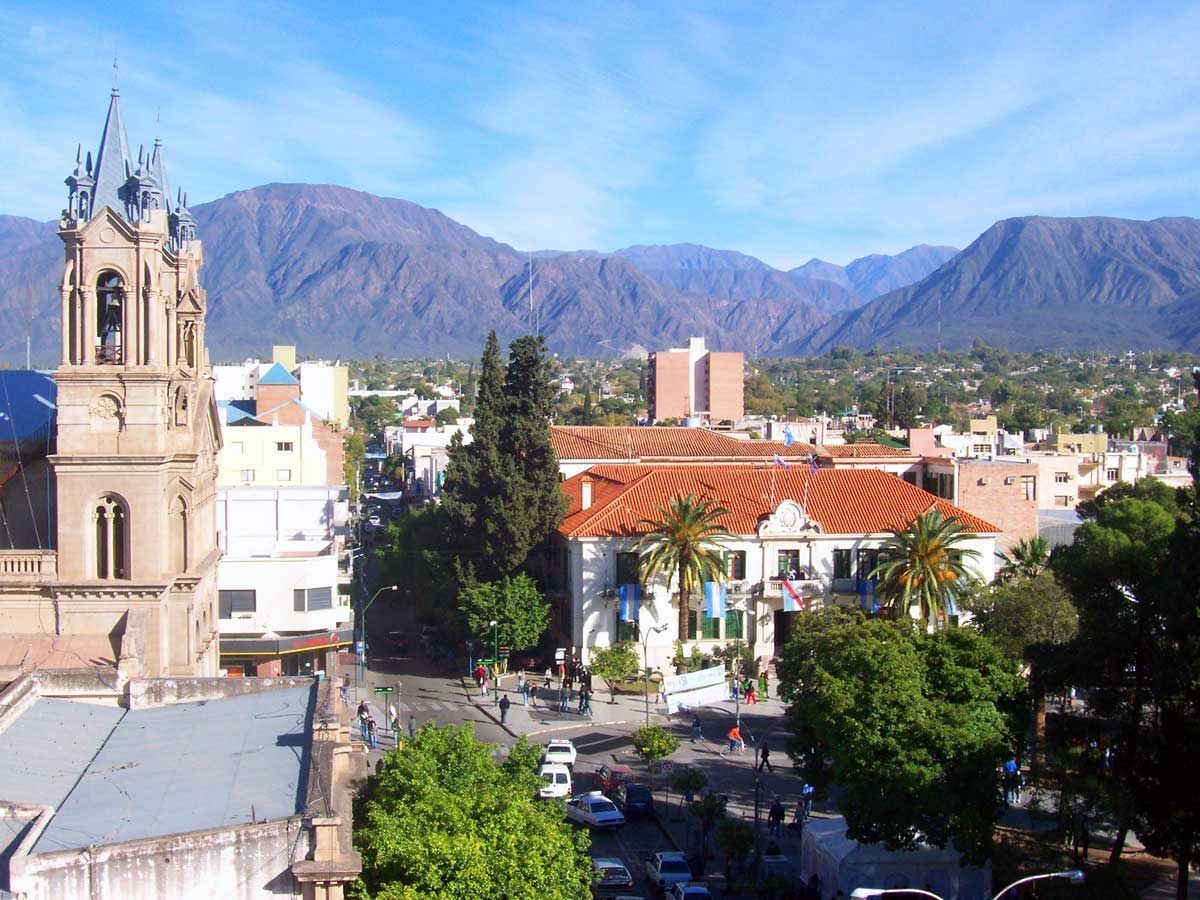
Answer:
[581,475,593,510]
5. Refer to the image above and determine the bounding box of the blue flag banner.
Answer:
[703,581,727,618]
[618,584,642,621]
[945,596,958,617]
[808,453,819,475]
[783,426,795,448]
[772,453,791,468]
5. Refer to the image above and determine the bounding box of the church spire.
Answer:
[91,88,132,217]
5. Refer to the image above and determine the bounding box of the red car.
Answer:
[593,763,635,795]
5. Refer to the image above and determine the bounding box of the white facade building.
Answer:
[549,465,999,674]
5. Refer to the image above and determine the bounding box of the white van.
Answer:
[538,763,572,799]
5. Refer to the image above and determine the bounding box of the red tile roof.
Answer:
[551,426,818,461]
[819,443,916,459]
[559,464,999,538]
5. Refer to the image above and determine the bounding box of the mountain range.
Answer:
[0,183,1197,362]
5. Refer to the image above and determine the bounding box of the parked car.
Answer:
[542,738,577,767]
[538,763,572,799]
[564,791,625,829]
[647,852,692,894]
[667,884,712,900]
[385,631,411,654]
[614,782,655,818]
[594,763,635,794]
[591,857,635,896]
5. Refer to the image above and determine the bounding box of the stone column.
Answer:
[60,287,71,364]
[81,288,95,364]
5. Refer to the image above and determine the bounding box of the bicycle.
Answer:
[720,739,747,757]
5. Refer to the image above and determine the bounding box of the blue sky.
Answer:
[2,1,1198,266]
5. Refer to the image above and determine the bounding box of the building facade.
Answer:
[0,90,221,677]
[549,465,999,674]
[647,337,744,423]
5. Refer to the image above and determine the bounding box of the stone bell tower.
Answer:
[52,88,221,676]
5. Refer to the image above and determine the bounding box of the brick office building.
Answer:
[647,337,744,423]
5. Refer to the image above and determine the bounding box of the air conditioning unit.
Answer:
[233,612,255,620]
[1003,476,1016,485]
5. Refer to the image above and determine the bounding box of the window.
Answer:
[170,495,188,572]
[684,610,719,640]
[1106,468,1119,482]
[902,471,917,485]
[725,609,744,641]
[616,618,639,643]
[1021,474,1037,501]
[833,549,853,580]
[276,441,294,452]
[94,495,128,579]
[615,552,639,586]
[1055,471,1070,484]
[276,469,293,482]
[929,472,954,500]
[1055,495,1073,508]
[231,441,244,453]
[777,549,800,578]
[857,549,882,581]
[973,444,991,456]
[293,586,334,612]
[725,550,746,580]
[220,590,256,618]
[96,271,124,365]
[240,469,256,482]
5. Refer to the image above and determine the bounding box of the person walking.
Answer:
[529,682,538,708]
[481,675,490,698]
[366,716,378,750]
[474,663,486,688]
[579,686,592,717]
[543,667,552,689]
[759,670,769,700]
[768,798,786,837]
[758,741,773,773]
[558,686,570,713]
[407,714,416,740]
[358,709,369,743]
[730,679,739,702]
[520,678,529,706]
[499,693,511,725]
[802,782,815,818]
[691,713,704,743]
[517,668,526,695]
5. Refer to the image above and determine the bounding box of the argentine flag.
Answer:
[703,581,727,618]
[618,584,642,621]
[783,425,795,448]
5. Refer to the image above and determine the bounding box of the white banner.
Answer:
[664,664,726,695]
[667,681,731,714]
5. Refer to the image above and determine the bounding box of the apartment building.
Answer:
[647,337,744,423]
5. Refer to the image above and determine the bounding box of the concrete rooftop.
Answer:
[0,685,315,855]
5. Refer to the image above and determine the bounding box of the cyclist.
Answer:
[726,725,745,754]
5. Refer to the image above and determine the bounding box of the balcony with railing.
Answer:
[0,550,59,583]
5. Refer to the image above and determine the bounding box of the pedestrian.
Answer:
[758,741,773,773]
[744,678,757,704]
[759,671,769,700]
[543,667,552,689]
[579,686,592,717]
[731,679,739,702]
[391,711,400,737]
[407,714,416,740]
[691,713,704,743]
[367,716,378,749]
[802,782,815,817]
[559,687,570,713]
[474,663,486,688]
[357,700,369,719]
[358,710,369,743]
[517,668,526,694]
[529,682,538,708]
[499,693,511,725]
[520,679,529,706]
[481,675,490,698]
[768,798,786,837]
[656,680,668,705]
[1003,756,1019,805]
[340,674,350,705]
[726,725,744,753]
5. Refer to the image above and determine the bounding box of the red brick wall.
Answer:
[648,351,690,422]
[705,352,744,422]
[955,460,1038,552]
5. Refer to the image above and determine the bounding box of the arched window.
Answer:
[94,495,128,579]
[170,495,189,572]
[96,272,123,365]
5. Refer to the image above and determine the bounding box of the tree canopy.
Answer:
[870,510,980,624]
[777,612,1024,864]
[458,573,551,653]
[354,724,592,899]
[589,641,640,695]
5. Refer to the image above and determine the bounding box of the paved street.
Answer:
[345,588,811,897]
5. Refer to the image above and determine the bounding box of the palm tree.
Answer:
[871,509,980,625]
[636,493,732,644]
[998,536,1051,582]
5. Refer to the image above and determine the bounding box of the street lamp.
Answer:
[849,870,1084,900]
[641,623,668,725]
[359,584,398,683]
[490,620,499,708]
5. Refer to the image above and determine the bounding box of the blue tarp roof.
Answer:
[0,371,56,448]
[258,362,299,386]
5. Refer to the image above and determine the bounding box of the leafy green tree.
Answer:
[344,433,365,503]
[376,506,457,626]
[351,394,399,437]
[871,510,980,624]
[636,493,732,644]
[777,612,1024,863]
[434,405,460,426]
[589,641,640,702]
[355,724,592,899]
[630,724,679,773]
[715,818,755,889]
[458,573,550,655]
